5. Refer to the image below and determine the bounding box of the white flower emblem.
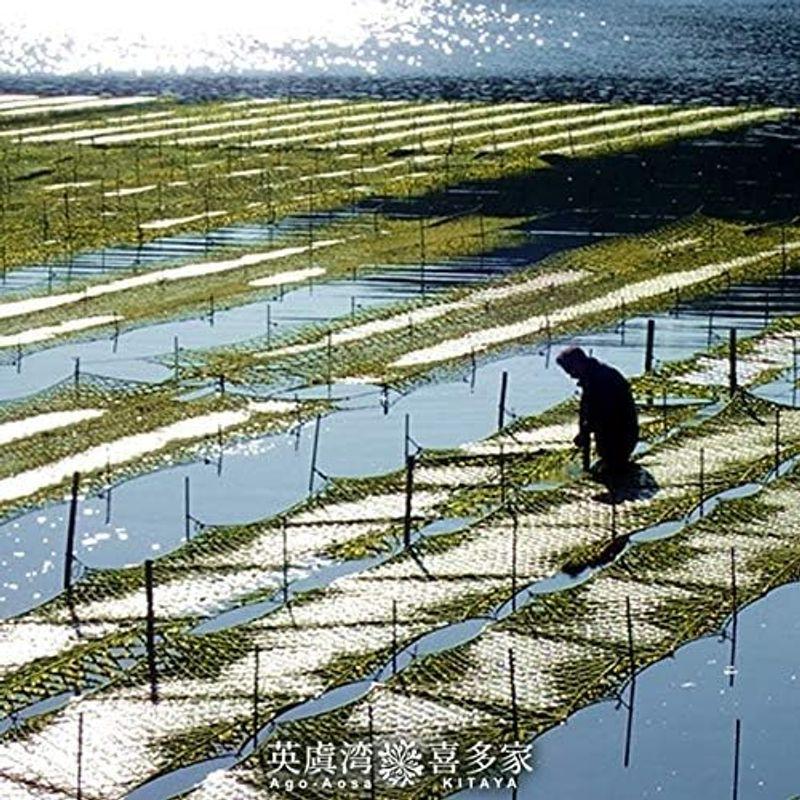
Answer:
[378,740,424,787]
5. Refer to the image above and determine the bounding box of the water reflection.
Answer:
[1,1,798,106]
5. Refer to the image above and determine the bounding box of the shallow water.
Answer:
[0,212,335,296]
[0,220,585,402]
[123,435,800,800]
[0,271,420,400]
[457,581,800,800]
[0,297,780,620]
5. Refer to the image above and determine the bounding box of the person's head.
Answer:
[556,345,591,379]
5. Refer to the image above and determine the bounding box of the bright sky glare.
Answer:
[3,0,429,46]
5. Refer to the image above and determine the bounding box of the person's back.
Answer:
[579,357,639,471]
[556,346,639,479]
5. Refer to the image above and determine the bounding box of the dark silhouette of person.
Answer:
[556,346,639,481]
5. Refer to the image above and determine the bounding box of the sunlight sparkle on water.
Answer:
[0,0,618,76]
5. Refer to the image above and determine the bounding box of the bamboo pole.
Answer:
[77,712,84,800]
[499,444,507,505]
[732,718,741,800]
[511,511,518,612]
[729,547,738,689]
[419,217,426,295]
[63,472,80,592]
[253,644,260,751]
[308,415,322,496]
[184,476,191,542]
[144,559,158,703]
[644,319,655,373]
[391,599,398,678]
[498,370,509,431]
[623,595,636,768]
[282,518,289,605]
[104,460,112,526]
[403,455,415,548]
[699,447,705,517]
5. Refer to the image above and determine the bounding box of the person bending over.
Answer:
[556,346,639,482]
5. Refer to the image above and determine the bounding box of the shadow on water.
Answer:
[2,115,798,403]
[379,118,800,226]
[590,463,661,505]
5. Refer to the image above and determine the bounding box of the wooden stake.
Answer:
[184,476,191,542]
[104,459,112,525]
[63,472,80,592]
[699,447,705,517]
[729,328,738,396]
[774,407,781,476]
[253,644,260,751]
[623,595,636,768]
[511,512,518,612]
[419,217,426,295]
[326,329,333,385]
[498,370,509,431]
[729,547,737,688]
[470,348,477,388]
[732,718,741,800]
[391,599,398,677]
[644,319,655,373]
[77,712,84,800]
[144,559,158,703]
[282,518,289,605]
[403,455,415,548]
[376,382,387,415]
[499,444,507,505]
[308,415,322,496]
